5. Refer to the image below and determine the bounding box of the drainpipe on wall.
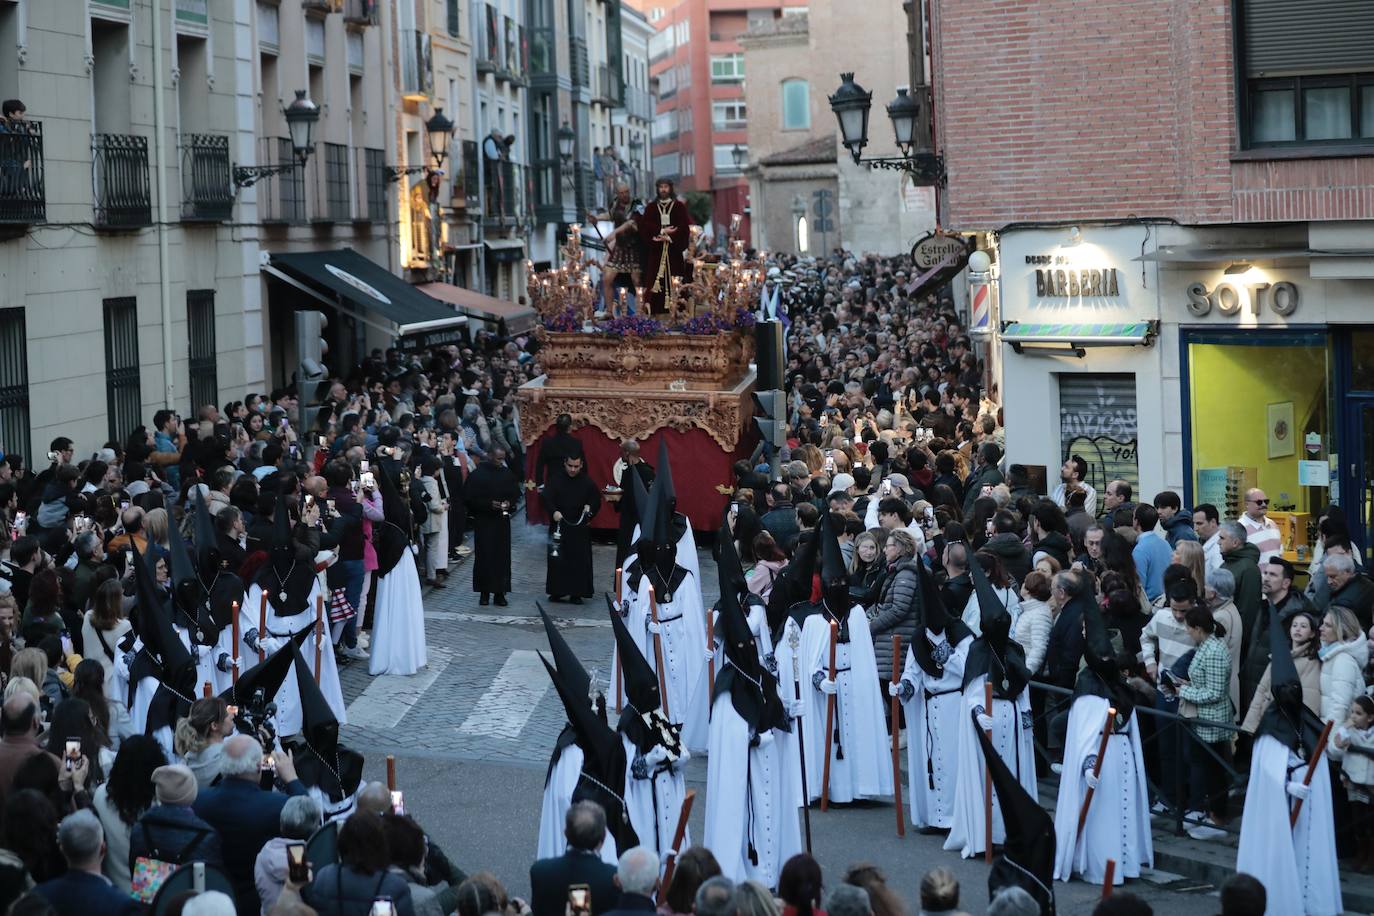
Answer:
[152,0,175,409]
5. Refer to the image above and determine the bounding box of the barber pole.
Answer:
[969,275,996,337]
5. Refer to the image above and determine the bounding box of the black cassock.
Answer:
[464,460,521,594]
[614,461,655,568]
[541,472,602,598]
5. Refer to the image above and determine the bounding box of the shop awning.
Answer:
[417,282,538,335]
[483,236,527,262]
[1135,246,1316,267]
[1001,320,1158,356]
[263,248,466,339]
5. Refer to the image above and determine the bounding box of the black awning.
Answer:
[265,248,467,338]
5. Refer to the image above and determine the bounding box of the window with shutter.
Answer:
[1238,0,1374,148]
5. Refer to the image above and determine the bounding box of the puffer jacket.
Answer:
[1240,644,1322,733]
[1319,637,1369,723]
[867,558,920,683]
[1013,598,1052,675]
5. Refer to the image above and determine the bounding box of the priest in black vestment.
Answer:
[541,453,601,603]
[465,447,521,606]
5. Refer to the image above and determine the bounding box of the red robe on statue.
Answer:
[635,195,692,314]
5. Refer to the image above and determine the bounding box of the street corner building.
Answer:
[930,0,1374,561]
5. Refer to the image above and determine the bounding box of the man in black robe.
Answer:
[612,439,654,569]
[542,454,601,604]
[465,447,520,606]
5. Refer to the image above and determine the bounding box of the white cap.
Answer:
[830,472,856,494]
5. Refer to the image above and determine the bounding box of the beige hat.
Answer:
[152,765,198,806]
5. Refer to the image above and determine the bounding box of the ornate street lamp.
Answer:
[426,108,455,168]
[886,88,920,157]
[557,121,577,163]
[387,107,458,182]
[828,72,872,165]
[731,143,746,170]
[233,90,319,188]
[828,73,944,184]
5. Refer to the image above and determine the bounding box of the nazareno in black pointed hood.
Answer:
[656,438,676,515]
[627,461,651,544]
[254,491,316,617]
[538,652,637,852]
[1256,599,1325,756]
[168,509,218,646]
[715,517,748,597]
[191,486,223,575]
[218,628,311,715]
[540,602,592,704]
[713,574,790,735]
[911,558,972,678]
[607,594,683,756]
[129,538,198,732]
[191,487,243,629]
[976,709,1057,916]
[373,459,411,578]
[1071,589,1134,721]
[284,641,364,804]
[963,552,1029,699]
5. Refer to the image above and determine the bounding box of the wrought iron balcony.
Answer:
[355,147,387,222]
[0,119,46,225]
[300,0,341,12]
[342,0,377,24]
[594,64,623,107]
[570,36,590,87]
[92,133,152,229]
[180,133,233,222]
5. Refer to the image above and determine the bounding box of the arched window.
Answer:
[796,215,809,254]
[781,79,810,130]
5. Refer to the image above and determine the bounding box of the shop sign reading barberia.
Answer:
[1025,255,1120,298]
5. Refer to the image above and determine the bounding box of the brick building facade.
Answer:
[932,0,1374,559]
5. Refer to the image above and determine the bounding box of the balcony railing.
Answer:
[316,142,351,222]
[179,133,233,222]
[400,29,434,97]
[529,26,555,75]
[342,0,377,24]
[624,86,653,121]
[594,64,623,107]
[476,4,500,73]
[92,133,152,228]
[300,0,340,12]
[570,36,590,87]
[0,120,46,225]
[451,139,479,210]
[355,147,386,222]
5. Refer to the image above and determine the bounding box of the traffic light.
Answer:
[294,310,328,447]
[752,388,787,481]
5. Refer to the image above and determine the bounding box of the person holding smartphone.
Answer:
[301,811,415,916]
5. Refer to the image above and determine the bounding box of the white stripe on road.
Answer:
[345,646,454,730]
[457,649,551,738]
[425,610,612,628]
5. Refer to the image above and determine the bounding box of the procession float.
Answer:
[518,223,763,532]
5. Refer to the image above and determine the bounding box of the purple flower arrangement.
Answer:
[541,305,756,339]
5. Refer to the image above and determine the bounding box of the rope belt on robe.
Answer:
[924,686,961,790]
[650,200,675,295]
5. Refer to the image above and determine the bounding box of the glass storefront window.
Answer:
[1188,336,1329,552]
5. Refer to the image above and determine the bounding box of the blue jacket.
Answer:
[35,870,140,916]
[1159,510,1199,547]
[193,777,306,911]
[129,802,223,873]
[1133,531,1174,602]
